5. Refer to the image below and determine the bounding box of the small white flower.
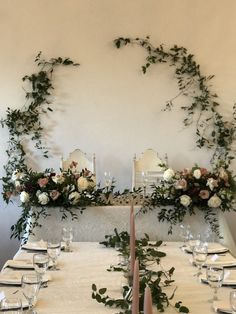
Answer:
[77,177,89,191]
[179,195,191,207]
[68,191,81,205]
[163,168,175,182]
[208,194,222,208]
[38,192,50,205]
[193,169,201,179]
[20,191,30,203]
[15,180,21,188]
[207,178,218,191]
[12,169,24,181]
[51,174,65,184]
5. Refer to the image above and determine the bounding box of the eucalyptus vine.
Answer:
[1,52,79,202]
[114,36,236,167]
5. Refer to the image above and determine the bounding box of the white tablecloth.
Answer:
[1,242,233,313]
[28,206,211,242]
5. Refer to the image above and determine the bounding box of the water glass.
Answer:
[193,244,208,277]
[0,297,22,313]
[33,253,49,286]
[179,224,191,249]
[47,241,61,270]
[62,227,73,252]
[21,274,40,313]
[206,265,224,302]
[230,290,236,314]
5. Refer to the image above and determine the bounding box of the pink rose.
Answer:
[49,190,61,201]
[69,161,78,169]
[200,168,208,175]
[199,190,210,199]
[175,179,187,190]
[38,177,49,188]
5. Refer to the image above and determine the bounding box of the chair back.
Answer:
[132,149,167,194]
[61,149,96,175]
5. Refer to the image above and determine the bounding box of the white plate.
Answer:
[201,269,236,286]
[0,272,51,285]
[22,240,47,251]
[203,254,236,268]
[185,242,228,254]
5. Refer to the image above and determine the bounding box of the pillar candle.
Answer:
[143,286,153,314]
[132,258,139,314]
[130,207,135,277]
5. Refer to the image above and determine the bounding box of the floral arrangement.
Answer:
[8,162,110,240]
[149,165,236,234]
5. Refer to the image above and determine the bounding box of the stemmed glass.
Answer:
[141,171,148,196]
[47,241,61,270]
[0,297,22,313]
[104,171,112,189]
[179,224,191,249]
[230,291,236,314]
[192,244,208,277]
[33,253,49,287]
[21,274,40,314]
[206,265,224,302]
[62,227,73,252]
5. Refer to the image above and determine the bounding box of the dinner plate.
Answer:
[185,242,228,254]
[0,272,51,285]
[203,254,236,268]
[200,269,236,286]
[21,240,47,251]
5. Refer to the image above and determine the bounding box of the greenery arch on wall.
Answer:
[113,36,236,167]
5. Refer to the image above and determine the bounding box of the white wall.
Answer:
[0,0,236,267]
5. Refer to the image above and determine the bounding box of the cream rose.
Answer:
[193,169,201,179]
[208,194,222,208]
[20,191,30,203]
[179,195,191,207]
[88,175,96,189]
[38,192,50,205]
[51,174,65,184]
[207,178,218,191]
[68,191,81,205]
[77,177,89,191]
[163,168,175,181]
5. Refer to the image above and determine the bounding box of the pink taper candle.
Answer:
[144,286,153,314]
[130,207,135,277]
[132,258,139,314]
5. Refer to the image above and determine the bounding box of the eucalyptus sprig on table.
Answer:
[114,36,236,166]
[92,229,189,313]
[1,52,79,203]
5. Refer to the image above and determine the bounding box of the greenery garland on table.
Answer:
[0,52,79,204]
[113,36,236,166]
[92,229,189,313]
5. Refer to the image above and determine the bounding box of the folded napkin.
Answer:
[201,269,236,286]
[213,301,232,313]
[22,239,47,251]
[3,259,34,269]
[204,254,236,267]
[0,272,51,285]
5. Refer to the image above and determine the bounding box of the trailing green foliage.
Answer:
[1,52,79,203]
[114,36,236,166]
[92,230,189,313]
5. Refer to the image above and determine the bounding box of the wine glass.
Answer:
[33,253,49,287]
[21,274,40,313]
[230,291,236,314]
[141,171,148,196]
[0,297,22,313]
[187,232,201,252]
[206,265,224,302]
[47,241,61,270]
[179,224,191,249]
[192,244,208,277]
[62,227,73,252]
[104,171,112,189]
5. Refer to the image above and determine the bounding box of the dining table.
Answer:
[1,241,235,313]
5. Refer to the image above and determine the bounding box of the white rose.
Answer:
[77,177,89,191]
[68,191,81,205]
[179,195,192,207]
[193,169,201,179]
[208,194,222,208]
[38,192,50,205]
[207,178,218,191]
[15,180,21,188]
[20,191,30,203]
[51,174,65,184]
[12,169,24,181]
[163,168,175,181]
